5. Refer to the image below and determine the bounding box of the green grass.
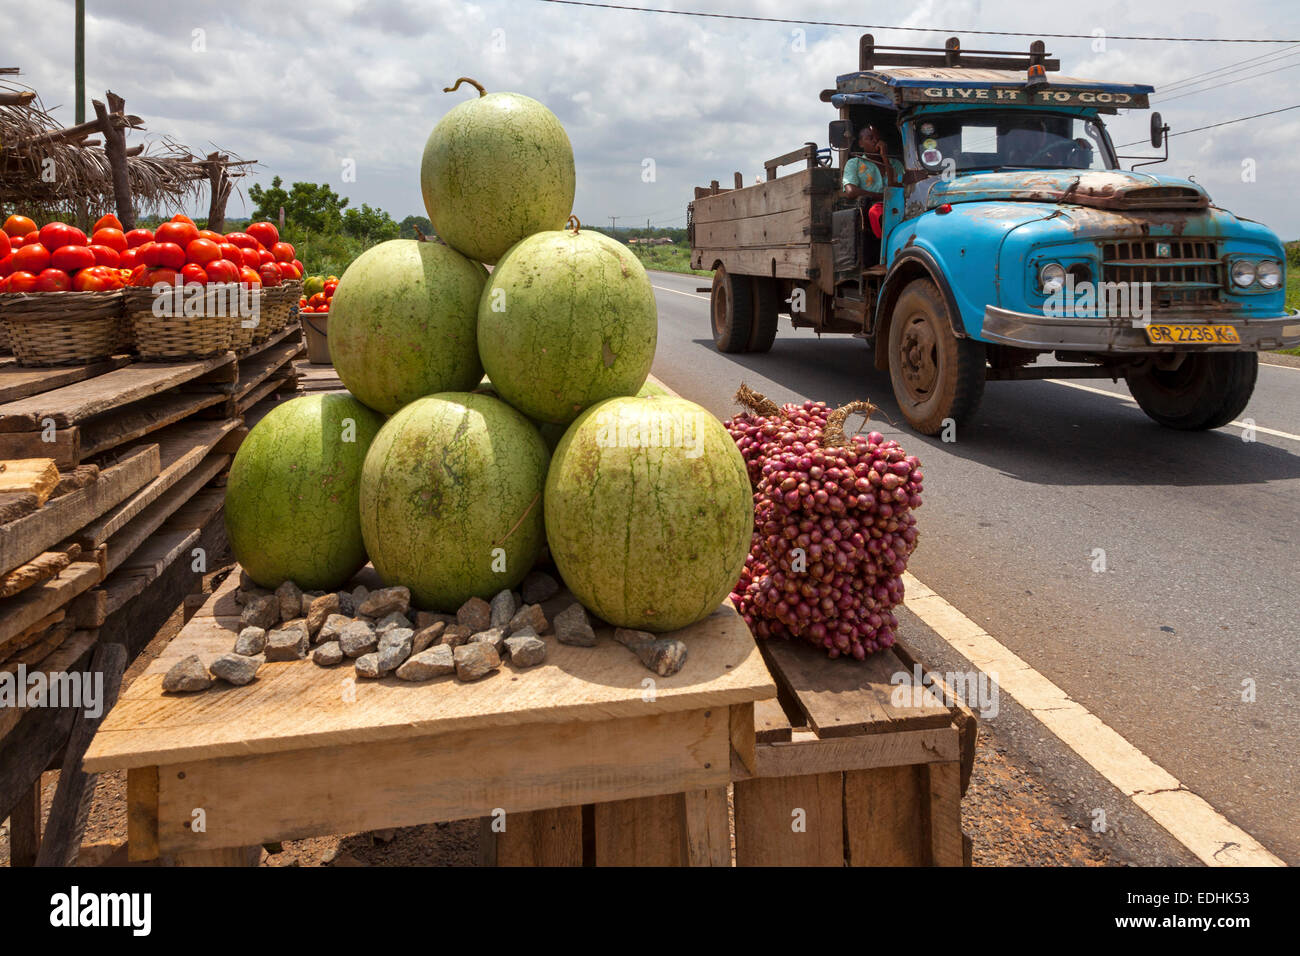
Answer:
[629,241,713,277]
[1277,281,1300,356]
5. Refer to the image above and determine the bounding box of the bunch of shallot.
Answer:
[725,386,923,659]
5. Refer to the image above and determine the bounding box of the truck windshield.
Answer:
[913,111,1116,173]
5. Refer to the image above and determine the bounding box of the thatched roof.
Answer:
[0,68,254,219]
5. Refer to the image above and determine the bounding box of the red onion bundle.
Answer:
[725,387,923,660]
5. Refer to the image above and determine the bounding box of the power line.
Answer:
[1155,57,1300,104]
[1157,43,1300,94]
[536,0,1299,43]
[1115,103,1300,148]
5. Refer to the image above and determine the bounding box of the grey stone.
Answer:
[358,586,410,618]
[265,623,310,661]
[162,655,212,692]
[454,642,500,681]
[508,603,548,636]
[312,641,344,667]
[233,626,266,656]
[234,584,271,607]
[336,590,357,616]
[614,628,688,676]
[457,597,492,633]
[415,611,455,630]
[317,613,352,646]
[489,589,517,628]
[276,580,304,623]
[554,603,597,647]
[307,593,341,635]
[469,627,506,654]
[505,632,547,668]
[351,585,369,608]
[377,628,413,675]
[411,622,445,654]
[240,593,279,631]
[355,653,381,678]
[521,570,560,605]
[239,568,257,592]
[440,624,471,648]
[339,620,378,658]
[375,611,413,634]
[395,645,456,681]
[210,653,263,686]
[613,627,655,648]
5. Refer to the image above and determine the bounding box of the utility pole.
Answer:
[74,0,85,124]
[609,216,619,236]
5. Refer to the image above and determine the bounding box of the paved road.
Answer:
[647,269,1300,865]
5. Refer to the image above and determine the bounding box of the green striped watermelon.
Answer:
[544,395,753,632]
[421,81,575,265]
[329,239,486,416]
[359,391,549,610]
[225,393,384,591]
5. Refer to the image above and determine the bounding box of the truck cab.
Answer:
[688,36,1299,435]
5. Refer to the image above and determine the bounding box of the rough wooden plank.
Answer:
[232,339,305,403]
[78,390,229,460]
[236,373,295,415]
[68,587,107,628]
[51,464,100,498]
[86,580,774,771]
[149,708,729,856]
[892,635,979,795]
[691,169,833,224]
[692,245,815,279]
[681,787,731,866]
[0,427,80,469]
[0,545,77,599]
[0,353,236,431]
[0,609,67,664]
[0,356,131,404]
[0,629,98,746]
[0,492,38,524]
[7,775,44,866]
[730,701,757,776]
[1,619,75,672]
[126,767,160,862]
[0,445,160,576]
[844,764,926,865]
[755,726,959,778]
[734,772,843,866]
[0,458,59,505]
[593,793,687,866]
[754,696,793,743]
[926,761,965,866]
[79,419,239,547]
[488,806,584,866]
[0,561,102,651]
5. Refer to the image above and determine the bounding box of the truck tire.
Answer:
[748,277,781,353]
[1124,352,1257,430]
[711,266,753,353]
[887,279,986,436]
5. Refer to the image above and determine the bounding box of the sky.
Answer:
[4,0,1299,237]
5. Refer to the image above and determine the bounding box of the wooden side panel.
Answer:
[127,766,160,861]
[733,772,844,866]
[593,793,686,866]
[925,761,965,866]
[844,764,926,865]
[487,806,584,867]
[681,787,731,866]
[693,208,814,249]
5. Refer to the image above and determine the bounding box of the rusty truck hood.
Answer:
[929,169,1210,212]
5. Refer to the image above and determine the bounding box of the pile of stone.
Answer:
[162,568,688,694]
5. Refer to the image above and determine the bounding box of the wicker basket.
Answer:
[0,291,124,367]
[229,287,262,353]
[125,285,237,361]
[0,321,11,356]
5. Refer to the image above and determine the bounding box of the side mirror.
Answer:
[1150,112,1166,149]
[828,120,852,150]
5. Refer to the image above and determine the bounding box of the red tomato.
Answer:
[118,248,140,270]
[323,280,338,297]
[84,265,124,290]
[0,254,12,278]
[93,213,124,233]
[257,248,275,266]
[50,245,97,273]
[152,242,186,270]
[238,266,263,286]
[8,234,26,249]
[90,227,128,253]
[87,244,122,268]
[185,238,221,266]
[12,243,50,273]
[238,247,261,269]
[170,214,196,226]
[147,267,180,287]
[225,231,258,250]
[37,222,87,252]
[276,262,298,280]
[128,264,151,287]
[155,220,199,248]
[7,270,39,292]
[270,241,296,262]
[197,229,225,244]
[217,242,242,263]
[246,221,280,249]
[72,269,110,292]
[307,292,328,309]
[291,258,304,275]
[205,258,240,283]
[257,263,283,287]
[181,263,209,287]
[34,268,71,292]
[0,231,9,260]
[3,215,38,238]
[125,228,154,249]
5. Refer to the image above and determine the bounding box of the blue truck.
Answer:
[688,36,1299,434]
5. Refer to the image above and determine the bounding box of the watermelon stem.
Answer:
[443,77,487,98]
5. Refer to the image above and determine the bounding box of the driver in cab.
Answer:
[843,125,904,240]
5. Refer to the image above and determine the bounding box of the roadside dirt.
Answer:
[2,560,1121,867]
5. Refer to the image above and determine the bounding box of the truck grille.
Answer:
[1101,239,1222,309]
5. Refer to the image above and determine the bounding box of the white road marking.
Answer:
[1047,378,1300,442]
[1260,358,1300,372]
[652,284,710,301]
[901,571,1285,866]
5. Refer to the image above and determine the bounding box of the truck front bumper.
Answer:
[981,306,1300,353]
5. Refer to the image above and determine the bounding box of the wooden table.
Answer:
[83,569,776,864]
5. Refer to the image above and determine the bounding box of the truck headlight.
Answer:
[1256,259,1282,289]
[1230,259,1257,288]
[1039,262,1066,294]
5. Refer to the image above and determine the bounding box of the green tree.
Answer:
[343,203,400,242]
[247,176,349,234]
[399,214,434,239]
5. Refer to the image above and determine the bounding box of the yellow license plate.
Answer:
[1144,324,1240,345]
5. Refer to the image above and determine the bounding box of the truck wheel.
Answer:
[711,267,753,353]
[748,277,781,353]
[1124,352,1257,430]
[887,279,986,435]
